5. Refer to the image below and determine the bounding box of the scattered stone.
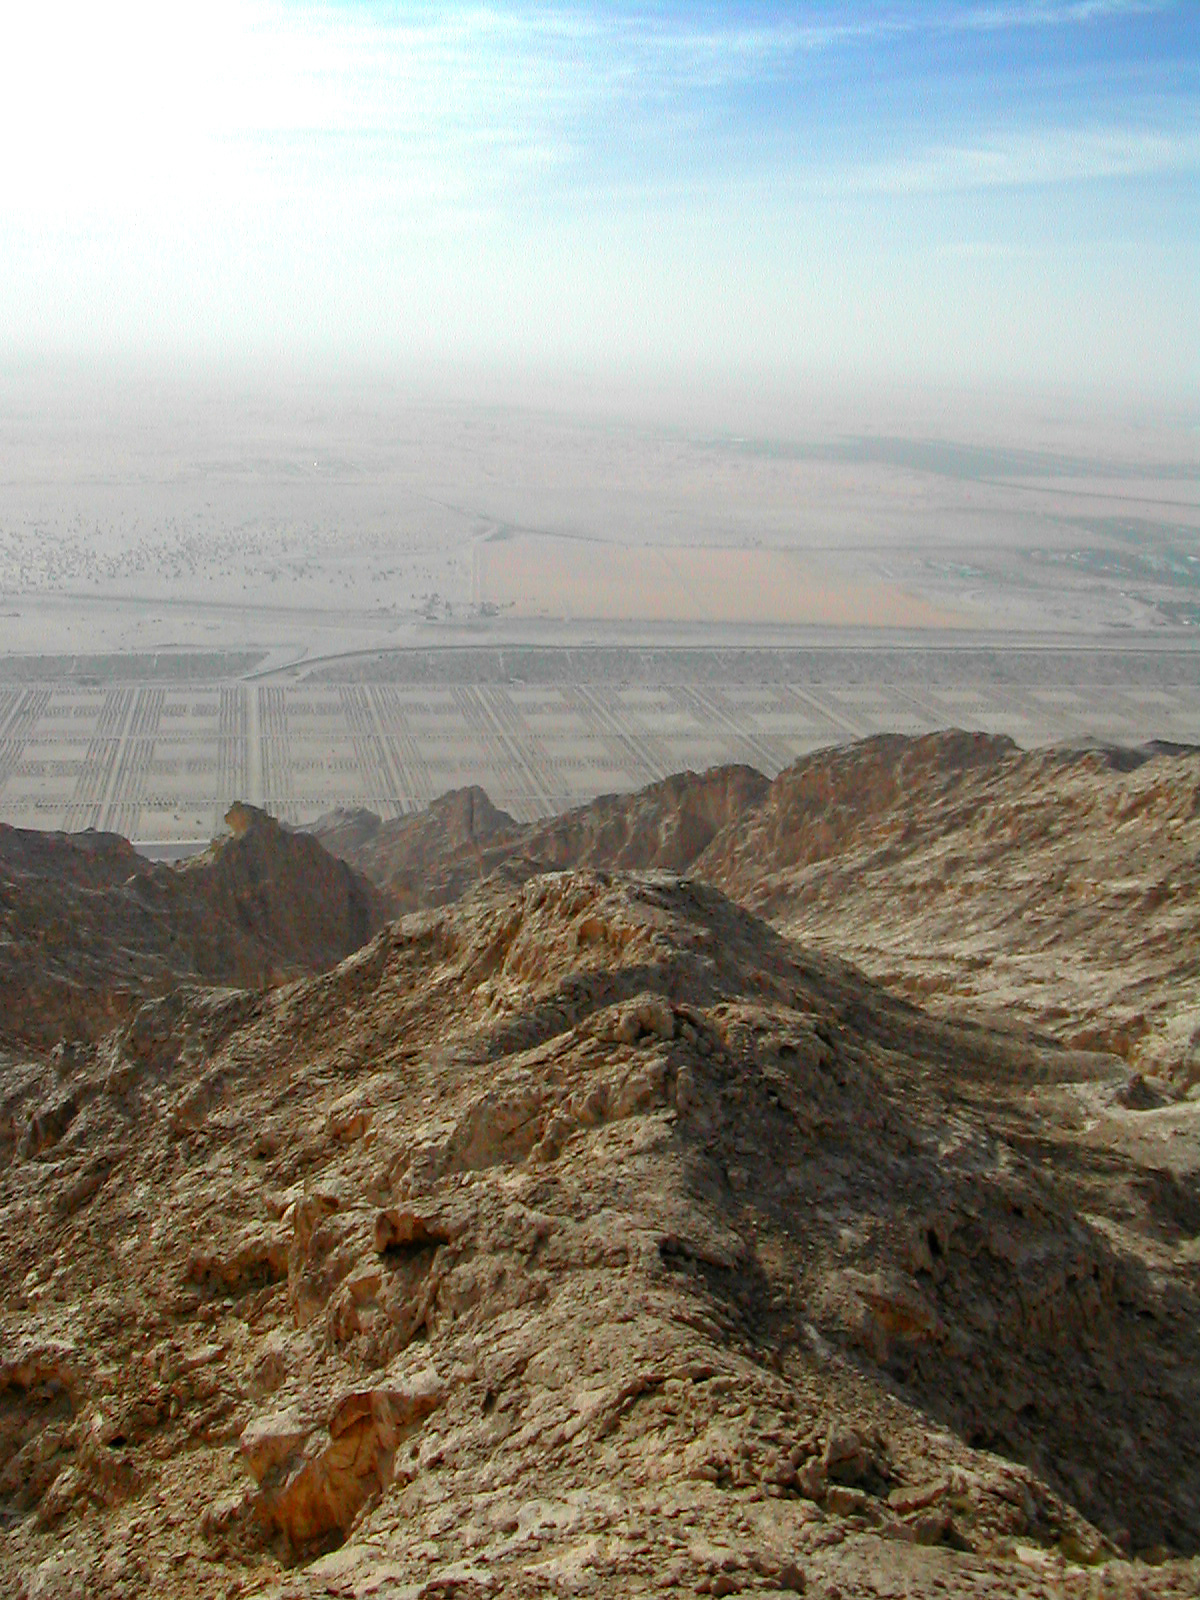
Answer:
[823,1428,869,1486]
[823,1485,870,1517]
[888,1480,948,1515]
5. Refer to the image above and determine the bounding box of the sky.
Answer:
[0,1,1196,398]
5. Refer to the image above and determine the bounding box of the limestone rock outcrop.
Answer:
[2,865,1198,1596]
[317,734,1200,1087]
[313,786,518,913]
[692,734,1200,1086]
[312,764,767,911]
[0,803,390,1050]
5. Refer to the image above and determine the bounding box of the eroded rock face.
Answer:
[311,765,768,912]
[317,734,1200,1088]
[1,867,1198,1597]
[237,1367,444,1547]
[0,804,390,1051]
[312,786,521,913]
[692,733,1200,1087]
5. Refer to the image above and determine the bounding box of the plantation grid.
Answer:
[1,648,1196,843]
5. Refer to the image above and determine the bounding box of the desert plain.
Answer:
[1,373,1198,845]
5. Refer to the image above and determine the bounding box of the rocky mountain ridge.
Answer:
[315,732,1200,1087]
[313,765,769,917]
[1,734,1198,1598]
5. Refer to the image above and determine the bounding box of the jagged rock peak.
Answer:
[0,806,391,1052]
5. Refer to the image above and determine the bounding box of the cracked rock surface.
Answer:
[3,849,1199,1596]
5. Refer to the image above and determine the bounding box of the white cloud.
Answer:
[836,124,1200,194]
[958,1,1164,27]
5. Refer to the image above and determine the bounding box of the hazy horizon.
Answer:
[2,1,1197,402]
[3,356,1197,445]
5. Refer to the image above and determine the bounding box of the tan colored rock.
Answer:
[321,734,1200,1088]
[823,1427,869,1483]
[185,1222,289,1295]
[795,1458,827,1502]
[239,1404,311,1484]
[239,1369,445,1549]
[374,1208,455,1255]
[311,767,767,911]
[824,1484,871,1517]
[2,756,1200,1597]
[888,1479,949,1515]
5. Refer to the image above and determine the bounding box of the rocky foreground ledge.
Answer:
[3,858,1198,1596]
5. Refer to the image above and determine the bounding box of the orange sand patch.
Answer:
[477,536,973,628]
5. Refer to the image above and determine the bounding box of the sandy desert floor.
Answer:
[1,373,1197,659]
[2,374,1197,842]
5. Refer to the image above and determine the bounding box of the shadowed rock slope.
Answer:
[312,765,768,913]
[0,802,390,1051]
[317,734,1200,1086]
[311,786,520,914]
[2,870,1198,1597]
[692,734,1200,1087]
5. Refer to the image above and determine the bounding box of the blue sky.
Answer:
[1,1,1195,397]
